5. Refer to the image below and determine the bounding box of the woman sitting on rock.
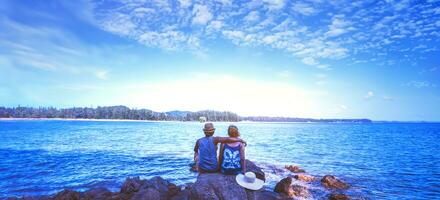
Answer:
[219,125,246,175]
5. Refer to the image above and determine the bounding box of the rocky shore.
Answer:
[7,160,355,200]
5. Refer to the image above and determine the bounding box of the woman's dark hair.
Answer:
[228,125,240,137]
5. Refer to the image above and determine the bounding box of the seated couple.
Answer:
[193,123,264,190]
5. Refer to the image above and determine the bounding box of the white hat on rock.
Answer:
[235,172,264,190]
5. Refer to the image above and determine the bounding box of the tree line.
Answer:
[0,106,371,123]
[0,106,240,122]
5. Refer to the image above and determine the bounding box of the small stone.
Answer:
[321,175,350,189]
[274,177,292,194]
[329,193,350,200]
[294,174,315,182]
[285,165,306,173]
[291,184,311,198]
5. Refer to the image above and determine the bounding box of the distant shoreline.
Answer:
[1,118,438,123]
[0,117,177,122]
[0,106,372,123]
[0,117,355,123]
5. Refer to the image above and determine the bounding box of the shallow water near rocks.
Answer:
[0,120,439,199]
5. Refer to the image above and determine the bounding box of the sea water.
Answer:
[0,120,439,199]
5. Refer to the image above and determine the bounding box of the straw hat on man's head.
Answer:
[236,172,264,190]
[203,123,215,136]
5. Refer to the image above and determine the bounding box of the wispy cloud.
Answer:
[192,4,213,25]
[89,0,440,69]
[383,96,395,101]
[95,70,108,80]
[0,17,110,80]
[277,70,291,78]
[292,2,318,16]
[404,81,437,88]
[364,91,374,100]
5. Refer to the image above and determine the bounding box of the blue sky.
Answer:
[0,0,439,120]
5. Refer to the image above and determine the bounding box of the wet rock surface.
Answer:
[293,174,315,182]
[285,165,305,173]
[329,193,350,200]
[273,177,310,198]
[8,160,360,200]
[321,175,350,190]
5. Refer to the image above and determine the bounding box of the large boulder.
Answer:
[144,176,180,199]
[117,176,181,200]
[321,175,349,190]
[190,160,280,200]
[171,185,192,200]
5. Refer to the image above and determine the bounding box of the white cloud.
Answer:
[244,11,260,22]
[216,0,233,6]
[325,16,353,37]
[208,20,224,30]
[364,91,374,100]
[138,31,188,51]
[277,70,291,78]
[95,70,108,80]
[405,81,437,88]
[100,13,136,36]
[292,2,317,16]
[192,4,213,25]
[222,30,245,41]
[262,35,278,44]
[317,64,331,70]
[89,0,440,68]
[302,57,318,65]
[178,0,192,8]
[383,96,395,101]
[263,0,286,10]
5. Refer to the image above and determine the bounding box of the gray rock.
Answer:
[52,189,80,200]
[171,186,191,200]
[144,176,180,199]
[189,160,280,200]
[82,188,112,200]
[130,188,160,200]
[120,177,144,195]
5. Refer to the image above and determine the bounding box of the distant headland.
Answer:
[0,105,372,123]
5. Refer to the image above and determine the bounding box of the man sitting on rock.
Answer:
[194,123,246,173]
